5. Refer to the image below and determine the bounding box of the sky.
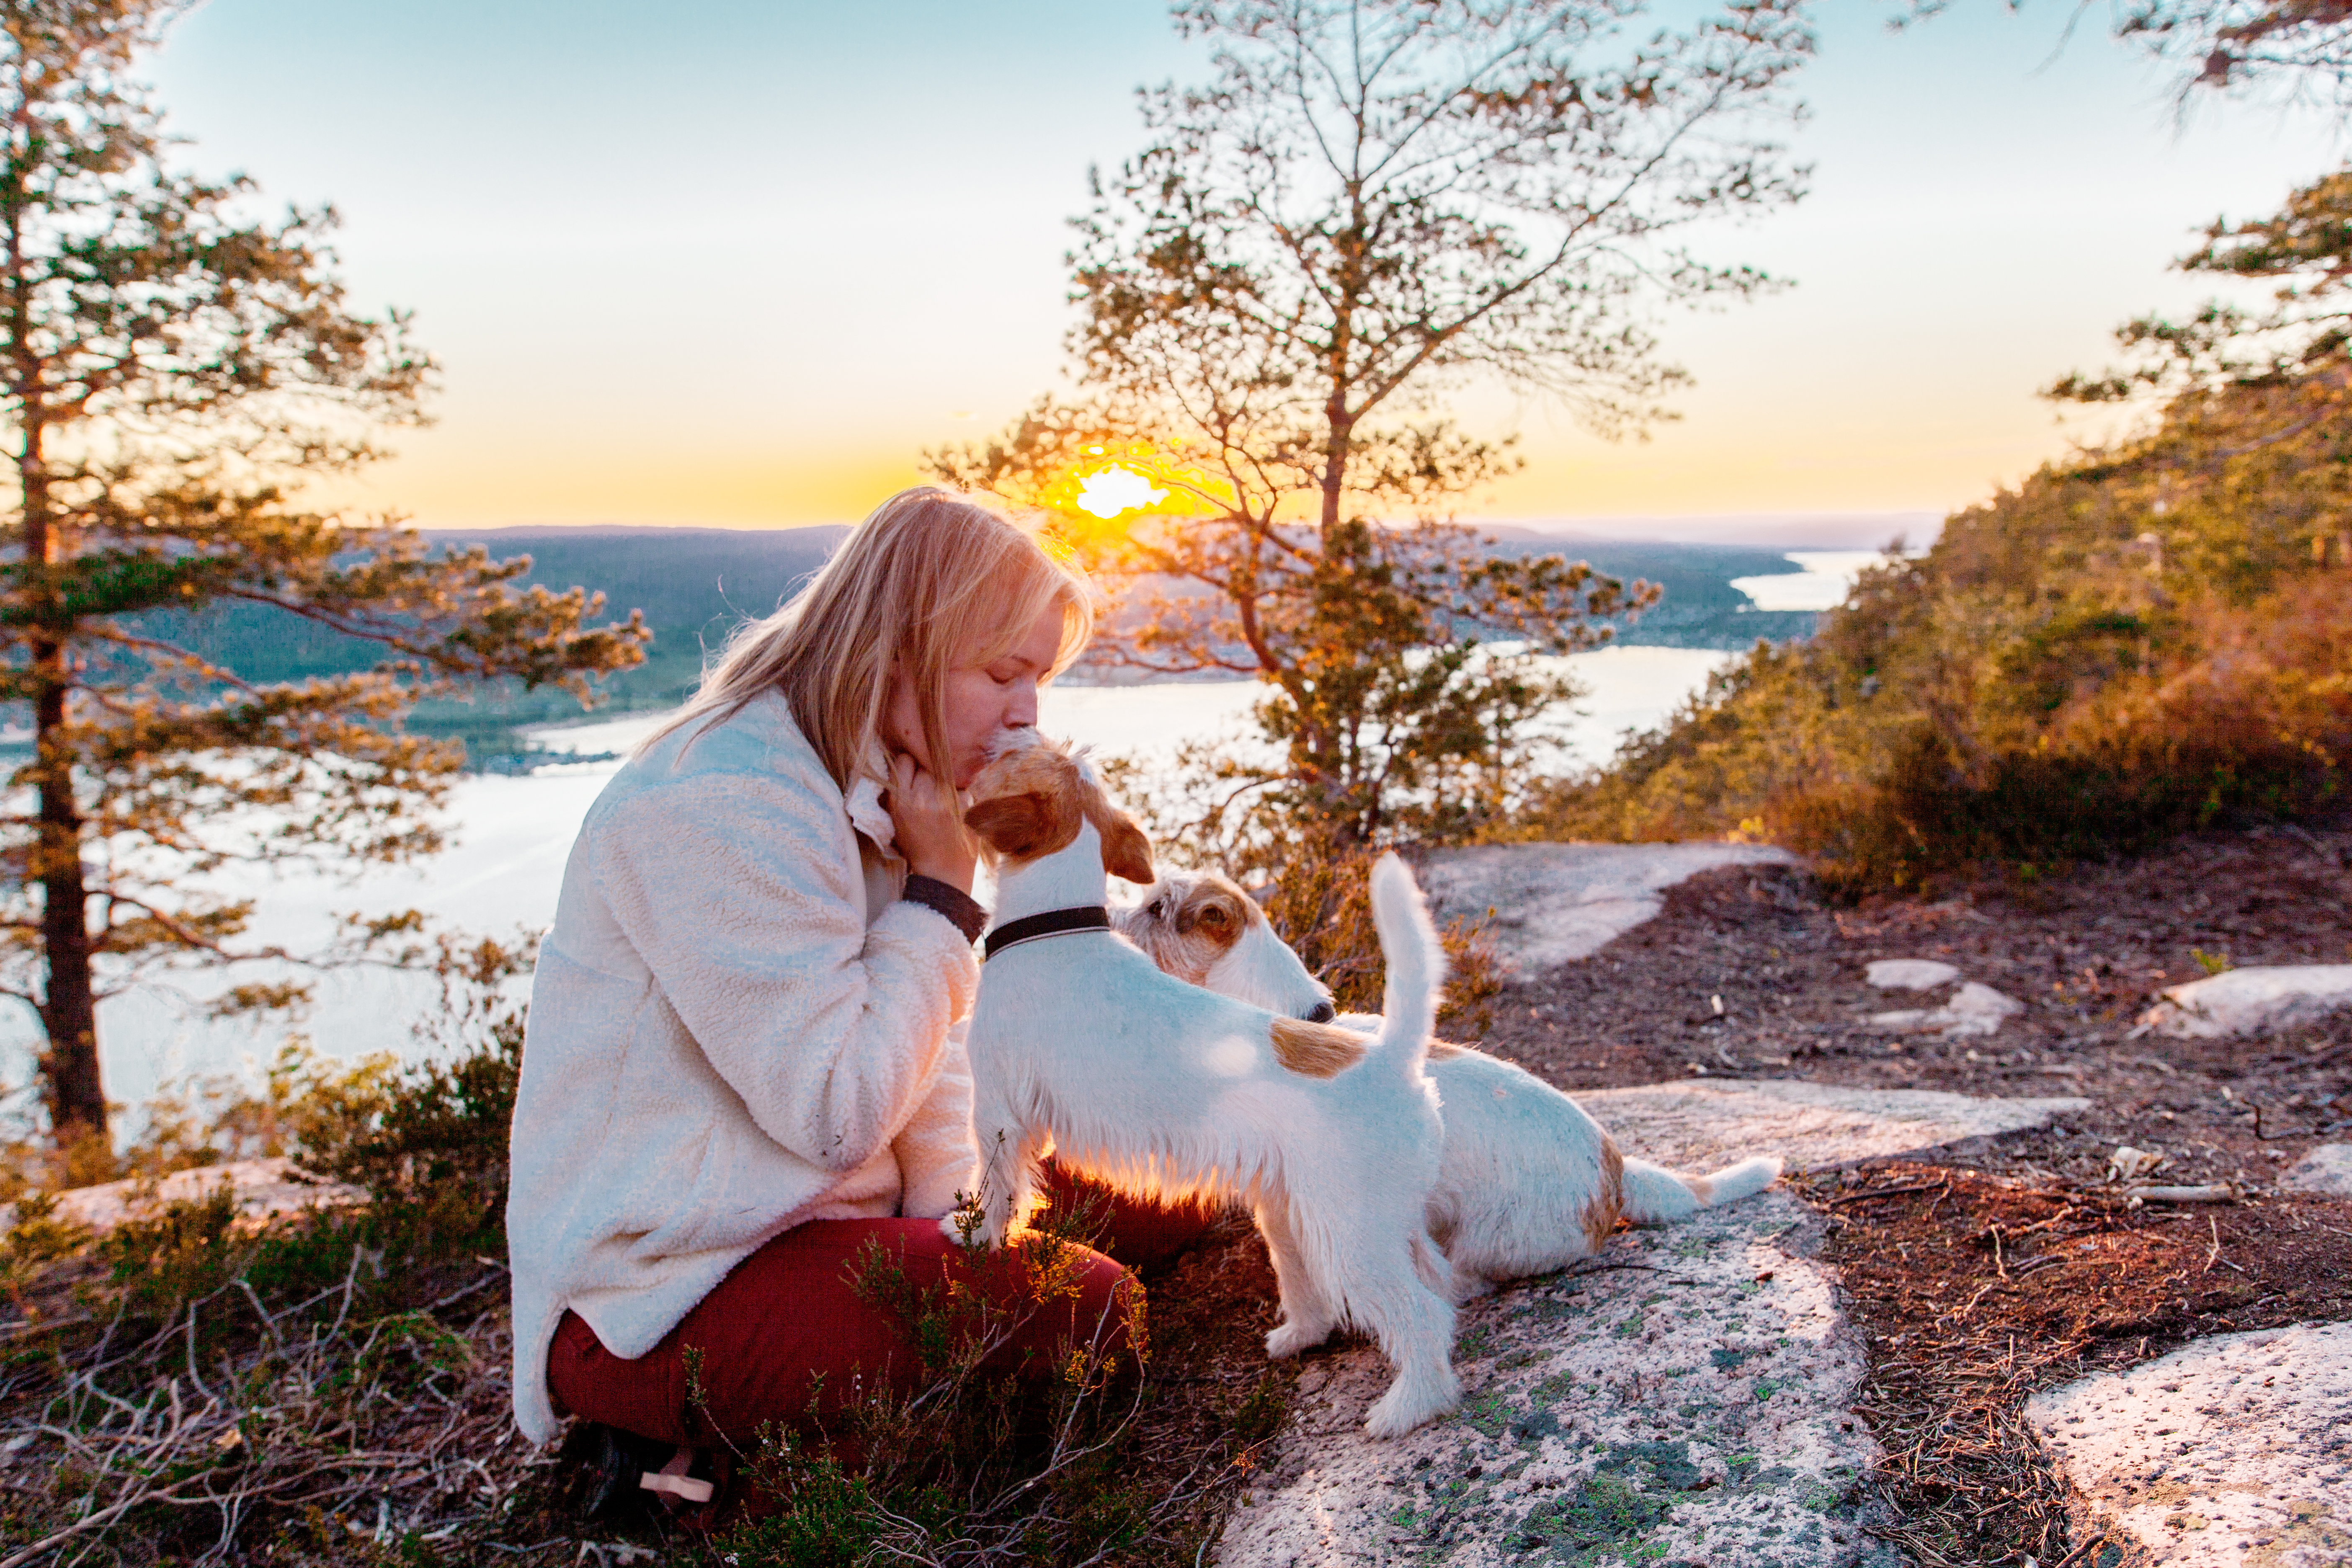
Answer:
[145,1,2337,547]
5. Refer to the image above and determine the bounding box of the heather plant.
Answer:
[717,1182,1277,1568]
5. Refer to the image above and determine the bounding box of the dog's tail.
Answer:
[1619,1154,1784,1224]
[1369,851,1445,1082]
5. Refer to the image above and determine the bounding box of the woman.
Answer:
[506,488,1205,1484]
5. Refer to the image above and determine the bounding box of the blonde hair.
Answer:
[645,487,1093,789]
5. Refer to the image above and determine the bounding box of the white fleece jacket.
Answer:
[505,692,983,1444]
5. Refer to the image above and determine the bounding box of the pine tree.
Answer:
[0,1,646,1143]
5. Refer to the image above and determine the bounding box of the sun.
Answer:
[1072,464,1169,520]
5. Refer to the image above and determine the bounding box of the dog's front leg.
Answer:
[958,1086,1043,1249]
[1255,1193,1339,1358]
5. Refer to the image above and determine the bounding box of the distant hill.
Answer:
[1485,536,1821,649]
[132,525,845,761]
[127,523,1827,763]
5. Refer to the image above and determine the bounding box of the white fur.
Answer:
[1117,872,1784,1295]
[961,744,1460,1437]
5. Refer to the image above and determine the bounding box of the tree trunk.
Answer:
[33,672,102,1140]
[15,392,103,1140]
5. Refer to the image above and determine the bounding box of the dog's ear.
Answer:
[965,792,1051,857]
[1101,815,1156,885]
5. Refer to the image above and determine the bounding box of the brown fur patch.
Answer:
[1119,875,1258,985]
[1175,881,1251,948]
[1584,1135,1626,1253]
[1267,1017,1370,1078]
[1426,1038,1470,1060]
[963,738,1157,883]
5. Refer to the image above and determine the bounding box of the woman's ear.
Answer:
[965,793,1050,857]
[1102,816,1156,885]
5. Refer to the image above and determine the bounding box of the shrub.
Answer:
[1524,427,2352,892]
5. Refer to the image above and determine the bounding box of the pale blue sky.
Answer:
[145,1,2335,542]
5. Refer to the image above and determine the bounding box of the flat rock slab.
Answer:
[1,1157,362,1238]
[2137,967,2352,1040]
[1417,843,1800,974]
[2025,1321,2352,1567]
[1867,981,2026,1040]
[1219,1085,2081,1567]
[1865,959,1960,990]
[1579,1080,2088,1174]
[2285,1145,2352,1200]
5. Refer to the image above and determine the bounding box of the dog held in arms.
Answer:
[1116,872,1783,1297]
[955,733,1461,1437]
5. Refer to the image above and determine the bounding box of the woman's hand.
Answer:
[886,751,978,894]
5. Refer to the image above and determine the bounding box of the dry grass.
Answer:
[1805,1162,2352,1568]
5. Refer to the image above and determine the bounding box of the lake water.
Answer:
[1728,550,1896,612]
[4,644,1763,1122]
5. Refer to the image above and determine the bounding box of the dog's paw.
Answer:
[1364,1376,1460,1439]
[1264,1320,1331,1359]
[1449,1271,1498,1305]
[938,1211,1003,1250]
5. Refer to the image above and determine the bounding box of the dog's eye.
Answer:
[1200,906,1230,929]
[1147,900,1165,920]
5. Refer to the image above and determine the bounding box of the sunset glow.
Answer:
[147,1,2338,539]
[1072,464,1168,519]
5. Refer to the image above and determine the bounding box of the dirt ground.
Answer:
[1452,821,2352,1567]
[1480,820,2352,1190]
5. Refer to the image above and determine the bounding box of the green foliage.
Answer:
[1530,416,2352,889]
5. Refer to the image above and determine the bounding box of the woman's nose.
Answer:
[1007,682,1040,728]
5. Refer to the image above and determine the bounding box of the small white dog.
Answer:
[956,735,1461,1437]
[1117,872,1783,1296]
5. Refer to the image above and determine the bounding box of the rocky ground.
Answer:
[1201,824,2352,1568]
[1461,823,2352,1193]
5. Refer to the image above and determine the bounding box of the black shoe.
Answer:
[575,1424,676,1522]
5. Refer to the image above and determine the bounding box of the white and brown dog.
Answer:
[955,734,1460,1437]
[1117,872,1783,1297]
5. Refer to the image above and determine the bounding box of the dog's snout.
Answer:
[1305,1001,1336,1024]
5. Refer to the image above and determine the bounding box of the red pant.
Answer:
[546,1169,1214,1454]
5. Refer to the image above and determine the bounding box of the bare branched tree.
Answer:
[933,0,1812,856]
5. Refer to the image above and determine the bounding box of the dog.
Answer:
[1116,871,1783,1296]
[955,733,1461,1436]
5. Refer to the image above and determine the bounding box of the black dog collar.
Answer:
[984,905,1112,961]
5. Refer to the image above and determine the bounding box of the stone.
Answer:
[2136,966,2352,1040]
[1416,843,1800,975]
[2024,1320,2352,1567]
[1865,959,1960,990]
[1580,1080,2085,1173]
[1217,1191,1890,1568]
[2283,1144,2352,1200]
[1221,1085,2077,1566]
[1,1157,362,1239]
[1868,981,2024,1039]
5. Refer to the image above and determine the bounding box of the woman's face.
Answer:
[885,605,1067,789]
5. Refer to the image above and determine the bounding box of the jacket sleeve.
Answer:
[588,765,980,1176]
[892,1022,980,1220]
